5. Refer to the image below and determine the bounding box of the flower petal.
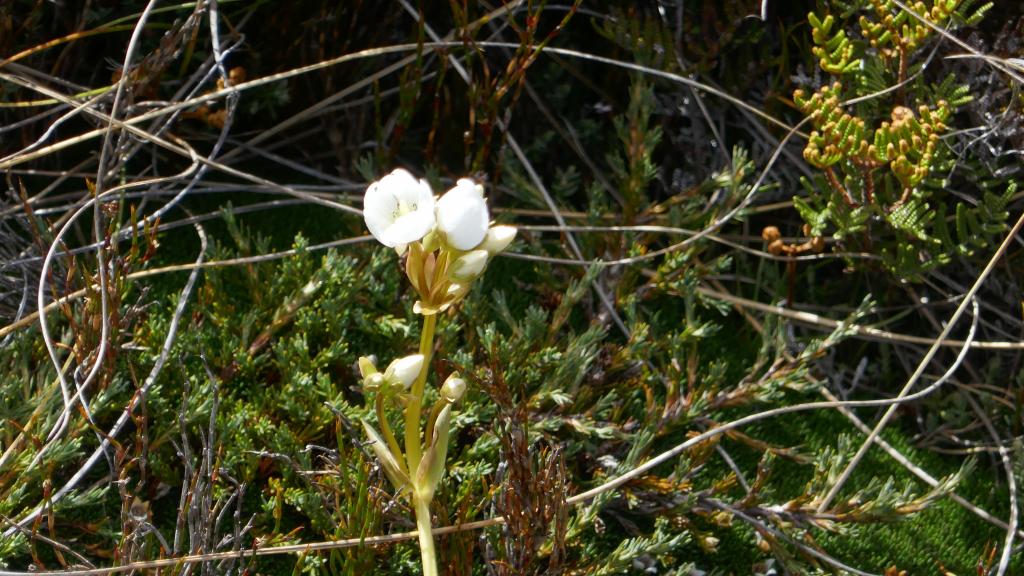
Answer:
[364,168,437,247]
[363,181,399,245]
[436,182,489,250]
[383,354,424,390]
[382,209,436,246]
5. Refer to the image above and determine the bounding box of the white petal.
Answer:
[380,169,433,207]
[364,168,437,247]
[363,181,399,245]
[454,178,484,197]
[378,168,419,198]
[384,354,424,389]
[436,183,489,250]
[413,177,436,207]
[381,209,436,246]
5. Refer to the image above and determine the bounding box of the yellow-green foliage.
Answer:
[870,101,949,190]
[809,13,861,74]
[860,0,962,61]
[793,0,1007,280]
[795,83,869,168]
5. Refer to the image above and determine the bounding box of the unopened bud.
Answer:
[384,354,424,390]
[450,250,488,280]
[441,373,467,403]
[358,356,378,380]
[365,372,386,390]
[479,225,516,254]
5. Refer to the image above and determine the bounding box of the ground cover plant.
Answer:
[1,0,1023,574]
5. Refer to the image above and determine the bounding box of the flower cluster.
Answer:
[363,168,516,314]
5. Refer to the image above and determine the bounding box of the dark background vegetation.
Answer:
[1,1,1023,574]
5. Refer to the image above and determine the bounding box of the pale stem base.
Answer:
[414,494,438,576]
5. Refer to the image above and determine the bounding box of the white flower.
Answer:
[449,250,488,280]
[436,178,489,250]
[383,354,424,390]
[479,225,516,254]
[363,168,436,248]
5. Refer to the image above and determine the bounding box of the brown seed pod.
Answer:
[761,226,781,243]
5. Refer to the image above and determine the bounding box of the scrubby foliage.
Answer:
[0,1,1022,575]
[793,0,1016,279]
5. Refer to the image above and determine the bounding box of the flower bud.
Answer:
[364,372,386,391]
[449,250,488,280]
[358,356,378,380]
[420,229,441,253]
[383,354,424,390]
[479,225,516,254]
[441,373,467,403]
[698,535,720,553]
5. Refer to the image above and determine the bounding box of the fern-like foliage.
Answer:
[934,182,1017,258]
[809,12,862,74]
[795,83,870,168]
[871,102,950,190]
[793,0,1009,280]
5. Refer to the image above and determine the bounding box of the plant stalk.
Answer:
[413,494,439,576]
[405,313,437,476]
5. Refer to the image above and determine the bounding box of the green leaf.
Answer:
[362,420,410,492]
[415,404,452,500]
[793,196,829,236]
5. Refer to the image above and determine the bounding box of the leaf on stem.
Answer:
[415,404,452,500]
[362,420,410,492]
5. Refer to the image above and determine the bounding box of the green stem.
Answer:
[375,392,407,474]
[413,494,439,576]
[405,313,437,475]
[423,398,446,448]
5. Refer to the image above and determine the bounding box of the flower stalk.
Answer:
[405,313,436,476]
[413,494,439,576]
